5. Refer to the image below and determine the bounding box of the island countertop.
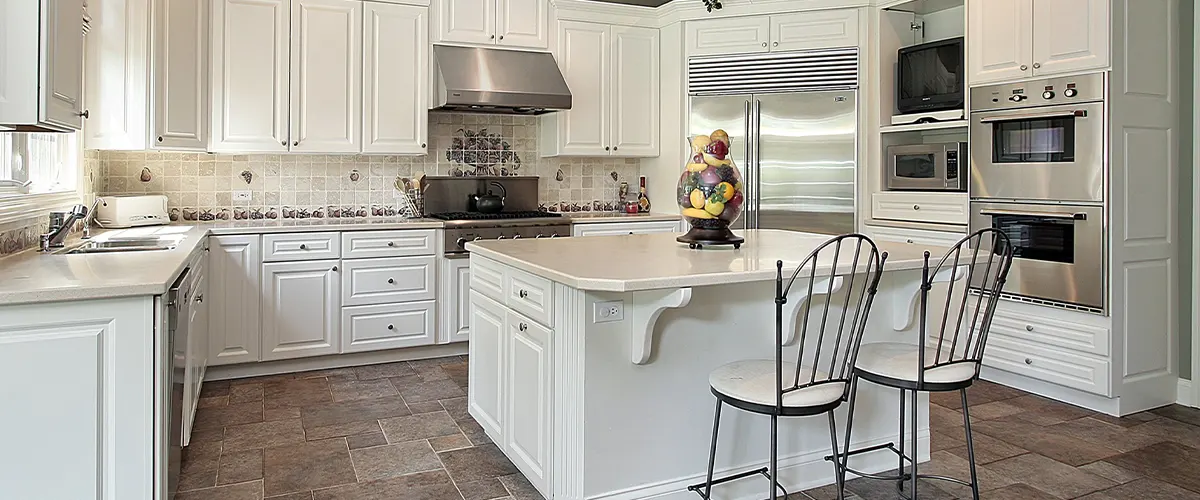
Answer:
[466,229,945,292]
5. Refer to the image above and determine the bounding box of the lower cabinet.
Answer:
[183,247,210,444]
[469,290,507,439]
[341,300,436,353]
[439,257,471,344]
[261,259,342,361]
[208,235,262,365]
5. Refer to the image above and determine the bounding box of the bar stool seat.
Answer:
[709,360,846,415]
[855,343,977,387]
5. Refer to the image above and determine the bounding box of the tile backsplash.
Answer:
[97,114,642,221]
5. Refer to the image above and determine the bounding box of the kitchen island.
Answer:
[465,230,951,500]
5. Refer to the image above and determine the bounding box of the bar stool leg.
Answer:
[702,399,723,499]
[897,387,906,493]
[770,414,779,500]
[837,376,859,500]
[827,411,847,500]
[961,389,981,500]
[909,388,919,499]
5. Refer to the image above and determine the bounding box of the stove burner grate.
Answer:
[428,211,563,221]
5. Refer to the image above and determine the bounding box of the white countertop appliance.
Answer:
[94,195,170,228]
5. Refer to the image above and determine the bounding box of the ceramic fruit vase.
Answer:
[676,130,745,249]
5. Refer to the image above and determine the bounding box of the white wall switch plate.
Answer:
[232,190,252,202]
[594,300,624,323]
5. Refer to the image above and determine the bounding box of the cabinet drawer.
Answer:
[872,192,968,225]
[986,303,1110,356]
[471,256,506,303]
[263,232,342,262]
[343,229,437,259]
[866,225,965,252]
[506,268,553,326]
[341,256,436,306]
[341,301,436,353]
[983,335,1111,396]
[571,220,681,237]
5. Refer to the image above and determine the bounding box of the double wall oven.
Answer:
[969,73,1106,312]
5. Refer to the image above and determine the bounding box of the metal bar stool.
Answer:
[687,234,888,500]
[830,228,1014,500]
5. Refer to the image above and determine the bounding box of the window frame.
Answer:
[0,132,84,231]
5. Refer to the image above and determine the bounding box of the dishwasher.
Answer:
[166,268,190,497]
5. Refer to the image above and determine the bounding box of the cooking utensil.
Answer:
[475,181,507,214]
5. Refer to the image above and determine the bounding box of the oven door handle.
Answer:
[979,209,1088,220]
[978,110,1083,123]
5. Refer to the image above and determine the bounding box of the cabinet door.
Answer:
[555,21,609,156]
[610,26,659,157]
[261,260,341,361]
[437,0,495,46]
[505,310,551,492]
[153,0,209,150]
[363,2,428,154]
[341,301,436,353]
[439,257,472,344]
[44,0,87,129]
[208,235,262,365]
[468,290,506,442]
[210,0,290,152]
[290,0,362,153]
[685,15,771,57]
[83,0,150,150]
[967,0,1033,85]
[183,253,208,444]
[1031,0,1109,76]
[496,0,548,50]
[770,9,860,52]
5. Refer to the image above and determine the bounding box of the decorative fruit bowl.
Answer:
[677,130,745,249]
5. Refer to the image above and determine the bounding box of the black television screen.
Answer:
[897,37,964,114]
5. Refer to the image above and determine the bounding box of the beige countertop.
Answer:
[563,212,680,224]
[466,229,940,292]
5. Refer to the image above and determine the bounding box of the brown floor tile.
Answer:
[194,401,265,431]
[439,444,520,484]
[200,396,230,409]
[329,379,399,402]
[930,391,963,410]
[265,407,302,422]
[398,379,466,404]
[176,479,264,500]
[178,466,219,492]
[931,430,967,452]
[295,367,358,382]
[929,404,965,430]
[191,427,226,444]
[219,449,264,485]
[458,418,495,445]
[1048,416,1166,453]
[972,416,1120,466]
[231,383,266,404]
[987,453,1115,498]
[946,432,1027,464]
[301,396,411,429]
[181,441,223,474]
[312,469,462,500]
[1077,478,1200,500]
[497,473,544,500]
[224,419,307,452]
[1005,395,1094,426]
[441,397,470,421]
[1078,461,1143,485]
[379,410,461,443]
[354,361,417,380]
[967,381,1027,405]
[844,476,956,500]
[430,433,473,452]
[265,492,313,500]
[443,362,470,390]
[347,432,388,450]
[457,477,510,500]
[968,400,1024,421]
[264,378,333,410]
[1088,410,1160,428]
[409,360,451,382]
[1105,441,1200,493]
[408,400,445,414]
[921,450,1015,497]
[263,438,357,496]
[305,420,382,441]
[350,440,442,481]
[234,373,299,385]
[1150,404,1200,427]
[202,380,232,398]
[980,483,1059,499]
[1129,417,1200,450]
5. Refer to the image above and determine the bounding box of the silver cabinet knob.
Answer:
[1033,62,1041,69]
[1025,325,1034,332]
[1025,358,1034,365]
[157,136,164,142]
[605,146,611,151]
[499,35,504,40]
[421,142,427,148]
[1020,64,1029,71]
[490,34,496,39]
[519,289,529,298]
[388,324,395,330]
[282,141,287,146]
[761,42,768,47]
[78,110,90,119]
[332,265,338,271]
[299,244,307,250]
[906,239,914,244]
[387,278,395,284]
[773,41,779,47]
[194,294,204,304]
[293,141,299,146]
[387,241,395,247]
[519,323,528,331]
[913,205,920,210]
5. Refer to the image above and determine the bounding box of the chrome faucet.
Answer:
[81,197,106,240]
[40,204,88,251]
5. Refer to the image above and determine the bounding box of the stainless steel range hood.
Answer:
[432,45,572,115]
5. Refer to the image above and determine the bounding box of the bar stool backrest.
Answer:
[775,234,888,411]
[917,228,1015,387]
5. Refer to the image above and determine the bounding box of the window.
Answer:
[0,132,78,195]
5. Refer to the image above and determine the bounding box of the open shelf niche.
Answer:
[876,0,966,129]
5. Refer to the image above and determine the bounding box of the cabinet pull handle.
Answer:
[282,141,287,146]
[388,278,395,284]
[773,41,779,47]
[913,205,920,210]
[1025,325,1034,332]
[332,265,338,272]
[1020,64,1029,71]
[519,289,529,298]
[194,294,204,304]
[1033,62,1042,69]
[387,241,395,247]
[388,324,395,330]
[605,146,611,151]
[299,244,307,250]
[157,136,164,142]
[499,35,505,41]
[761,42,767,47]
[78,110,90,119]
[293,141,299,146]
[421,142,427,148]
[490,34,496,40]
[906,239,914,244]
[1025,358,1034,365]
[613,146,618,151]
[519,323,528,332]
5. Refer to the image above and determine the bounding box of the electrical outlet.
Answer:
[232,190,252,202]
[593,300,624,323]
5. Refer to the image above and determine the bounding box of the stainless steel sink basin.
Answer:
[58,238,179,254]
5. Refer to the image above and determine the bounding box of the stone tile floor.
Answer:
[182,356,1200,500]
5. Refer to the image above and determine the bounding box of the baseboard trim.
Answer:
[1179,378,1195,407]
[206,343,469,381]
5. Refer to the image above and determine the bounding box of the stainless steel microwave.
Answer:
[885,142,967,191]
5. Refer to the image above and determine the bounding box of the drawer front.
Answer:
[983,335,1111,396]
[263,232,342,262]
[471,257,506,303]
[341,301,436,353]
[988,305,1110,356]
[872,193,968,225]
[506,268,553,326]
[572,220,681,237]
[341,256,436,306]
[866,225,965,251]
[343,229,437,259]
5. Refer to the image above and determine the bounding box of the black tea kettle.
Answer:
[469,181,507,214]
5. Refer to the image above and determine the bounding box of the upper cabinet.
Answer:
[685,10,859,57]
[289,0,363,153]
[210,0,291,153]
[434,0,548,50]
[363,2,428,154]
[540,21,659,158]
[968,0,1109,86]
[0,0,87,132]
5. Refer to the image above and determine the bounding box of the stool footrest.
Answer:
[686,467,789,499]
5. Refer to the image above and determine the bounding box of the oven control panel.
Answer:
[970,72,1105,112]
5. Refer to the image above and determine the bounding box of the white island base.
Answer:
[466,231,943,500]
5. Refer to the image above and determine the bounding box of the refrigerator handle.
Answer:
[742,99,752,231]
[752,99,762,229]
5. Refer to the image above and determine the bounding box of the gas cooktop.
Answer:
[428,211,563,221]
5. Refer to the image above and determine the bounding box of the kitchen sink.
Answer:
[58,237,180,254]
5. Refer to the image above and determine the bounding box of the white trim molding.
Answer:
[0,191,81,232]
[1192,0,1200,410]
[1180,378,1195,407]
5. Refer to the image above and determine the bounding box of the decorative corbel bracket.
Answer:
[630,287,693,365]
[893,265,969,331]
[782,276,845,345]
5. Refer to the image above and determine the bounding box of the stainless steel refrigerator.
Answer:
[689,92,857,235]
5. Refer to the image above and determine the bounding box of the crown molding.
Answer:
[552,0,872,29]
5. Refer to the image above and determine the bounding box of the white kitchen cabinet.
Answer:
[685,9,858,57]
[341,300,436,353]
[541,21,659,158]
[469,290,507,441]
[439,257,472,344]
[871,191,969,226]
[434,0,547,50]
[685,15,771,57]
[968,0,1109,86]
[290,0,362,153]
[183,247,209,444]
[261,260,341,361]
[340,255,436,306]
[0,0,86,131]
[864,224,966,251]
[505,309,551,492]
[362,2,428,154]
[571,220,682,237]
[208,235,262,366]
[210,0,291,152]
[153,0,210,150]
